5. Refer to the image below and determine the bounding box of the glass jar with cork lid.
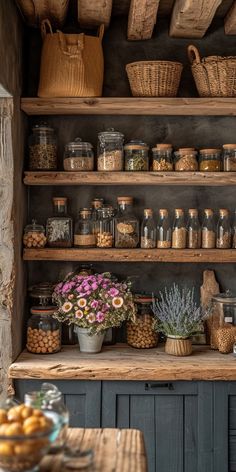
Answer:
[174,148,198,171]
[199,149,221,172]
[157,209,172,248]
[223,144,236,171]
[172,209,186,248]
[152,144,173,171]
[187,209,201,249]
[201,209,216,248]
[124,140,149,171]
[141,209,156,248]
[46,197,73,248]
[115,197,139,248]
[74,208,96,248]
[216,209,231,249]
[97,128,124,171]
[127,296,158,349]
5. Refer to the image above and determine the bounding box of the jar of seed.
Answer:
[74,208,96,248]
[127,296,158,349]
[23,220,47,248]
[174,148,198,171]
[63,137,94,171]
[187,209,201,249]
[26,306,61,354]
[157,209,172,248]
[141,209,156,248]
[124,140,149,171]
[201,209,216,249]
[216,209,231,249]
[223,144,236,171]
[97,128,124,171]
[152,144,173,171]
[96,206,115,248]
[28,123,57,170]
[115,197,139,248]
[199,148,221,172]
[172,209,186,248]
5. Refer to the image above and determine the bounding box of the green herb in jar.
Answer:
[124,140,149,171]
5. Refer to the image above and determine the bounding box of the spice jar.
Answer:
[199,149,221,172]
[97,128,124,171]
[28,123,57,170]
[115,197,139,248]
[157,209,172,248]
[124,140,149,171]
[216,209,231,249]
[74,208,96,247]
[187,209,201,249]
[127,296,158,349]
[26,307,61,354]
[174,148,198,171]
[152,144,173,171]
[172,209,186,248]
[63,137,94,171]
[23,220,47,248]
[46,198,73,248]
[28,282,54,306]
[96,206,115,248]
[140,209,156,248]
[223,144,236,171]
[202,209,216,248]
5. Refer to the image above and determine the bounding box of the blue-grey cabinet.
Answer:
[214,381,236,472]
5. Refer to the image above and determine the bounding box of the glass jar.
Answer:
[152,144,173,171]
[187,209,201,249]
[115,197,139,248]
[172,209,186,248]
[141,209,156,248]
[216,209,231,249]
[23,220,47,248]
[201,209,216,248]
[28,282,55,307]
[157,209,171,248]
[63,137,94,171]
[27,307,61,354]
[74,208,96,247]
[97,128,124,171]
[124,140,149,171]
[96,206,114,248]
[199,148,221,172]
[223,144,236,171]
[46,197,73,247]
[174,148,198,171]
[212,293,236,325]
[91,198,104,235]
[127,296,158,348]
[28,123,57,170]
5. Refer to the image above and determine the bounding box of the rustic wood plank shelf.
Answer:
[20,97,236,116]
[23,248,236,263]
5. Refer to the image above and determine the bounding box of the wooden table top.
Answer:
[40,428,147,472]
[9,344,236,381]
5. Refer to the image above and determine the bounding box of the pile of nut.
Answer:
[127,316,158,348]
[216,325,236,354]
[96,232,113,248]
[27,327,61,354]
[23,231,47,248]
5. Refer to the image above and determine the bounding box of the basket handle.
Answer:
[41,19,53,39]
[98,24,105,41]
[187,45,201,64]
[58,31,84,58]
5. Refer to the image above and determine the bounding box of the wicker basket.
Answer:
[126,61,183,97]
[188,44,236,97]
[16,0,69,28]
[78,0,112,29]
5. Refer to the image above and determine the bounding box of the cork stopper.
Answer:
[199,148,221,154]
[174,208,184,216]
[188,208,198,216]
[223,144,236,150]
[219,208,229,216]
[204,208,213,216]
[53,197,67,204]
[144,208,153,217]
[117,196,133,204]
[153,144,173,150]
[177,148,196,155]
[91,198,104,209]
[159,208,168,216]
[80,208,92,218]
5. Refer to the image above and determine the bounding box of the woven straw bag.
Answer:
[126,61,183,97]
[188,45,236,97]
[38,20,104,98]
[16,0,69,27]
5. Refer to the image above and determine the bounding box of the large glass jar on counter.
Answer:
[223,144,236,171]
[186,209,201,249]
[127,296,158,348]
[27,307,61,354]
[152,144,173,171]
[141,208,156,248]
[216,209,231,249]
[115,197,139,248]
[23,220,47,248]
[74,208,96,248]
[97,128,124,171]
[28,123,57,170]
[124,140,149,171]
[157,209,171,248]
[172,209,186,248]
[63,137,94,171]
[46,198,73,247]
[201,209,216,248]
[96,206,115,248]
[174,148,198,171]
[199,148,221,172]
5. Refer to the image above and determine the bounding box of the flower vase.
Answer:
[165,335,192,356]
[75,327,105,353]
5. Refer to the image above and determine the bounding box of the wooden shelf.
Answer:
[24,171,236,186]
[23,248,236,263]
[20,97,236,116]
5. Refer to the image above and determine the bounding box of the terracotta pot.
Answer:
[165,336,192,356]
[75,327,105,353]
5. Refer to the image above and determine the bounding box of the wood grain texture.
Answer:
[8,345,236,381]
[224,1,236,34]
[127,0,160,40]
[169,0,223,38]
[78,0,112,28]
[40,428,147,472]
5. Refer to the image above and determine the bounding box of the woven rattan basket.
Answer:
[126,61,183,97]
[188,44,236,97]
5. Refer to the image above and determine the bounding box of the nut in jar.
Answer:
[27,307,61,354]
[127,296,158,349]
[23,220,47,248]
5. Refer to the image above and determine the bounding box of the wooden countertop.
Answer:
[8,344,236,381]
[40,428,147,472]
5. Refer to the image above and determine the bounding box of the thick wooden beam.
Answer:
[170,0,223,38]
[127,0,160,40]
[224,1,236,34]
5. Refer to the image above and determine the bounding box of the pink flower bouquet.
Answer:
[52,272,136,335]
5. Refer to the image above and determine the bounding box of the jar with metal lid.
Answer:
[97,128,124,171]
[152,144,173,171]
[115,197,139,248]
[216,209,231,249]
[223,144,236,171]
[172,209,186,248]
[28,123,57,170]
[74,208,96,247]
[23,220,47,248]
[157,209,171,248]
[174,148,198,171]
[124,140,149,171]
[199,148,221,172]
[27,307,61,354]
[127,296,158,348]
[187,209,201,248]
[63,137,94,171]
[96,206,115,248]
[28,282,55,307]
[202,209,216,248]
[141,209,156,248]
[46,197,73,247]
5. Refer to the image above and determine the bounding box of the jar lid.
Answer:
[29,282,55,297]
[188,208,198,215]
[65,137,93,151]
[24,219,45,233]
[223,144,236,149]
[176,148,197,155]
[30,306,57,315]
[144,208,153,216]
[199,148,221,154]
[53,197,67,204]
[174,208,184,214]
[32,122,54,132]
[98,128,124,141]
[124,140,148,150]
[134,295,153,304]
[79,208,92,217]
[219,208,229,215]
[117,196,133,204]
[204,208,213,215]
[212,292,236,304]
[159,208,168,215]
[152,144,173,151]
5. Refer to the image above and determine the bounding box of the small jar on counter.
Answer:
[28,123,57,170]
[97,128,124,171]
[157,209,171,248]
[223,144,236,171]
[23,220,47,248]
[172,209,186,248]
[152,144,173,171]
[199,149,221,172]
[115,197,139,248]
[141,209,156,248]
[46,197,73,248]
[201,209,216,248]
[27,307,61,354]
[127,296,158,349]
[124,140,149,171]
[96,206,115,248]
[74,208,96,248]
[174,148,198,171]
[216,209,231,249]
[63,138,94,171]
[187,209,201,249]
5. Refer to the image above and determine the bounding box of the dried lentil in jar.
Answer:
[28,123,57,170]
[97,128,124,171]
[216,209,231,249]
[63,137,94,171]
[127,296,158,349]
[157,209,172,248]
[174,148,198,171]
[115,197,139,248]
[223,144,236,171]
[152,144,173,171]
[187,209,201,249]
[141,209,156,248]
[201,209,216,249]
[199,148,221,172]
[124,140,149,171]
[27,307,61,354]
[172,209,186,248]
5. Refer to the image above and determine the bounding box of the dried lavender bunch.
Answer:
[152,284,204,338]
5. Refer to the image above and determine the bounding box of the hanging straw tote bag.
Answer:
[38,19,104,97]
